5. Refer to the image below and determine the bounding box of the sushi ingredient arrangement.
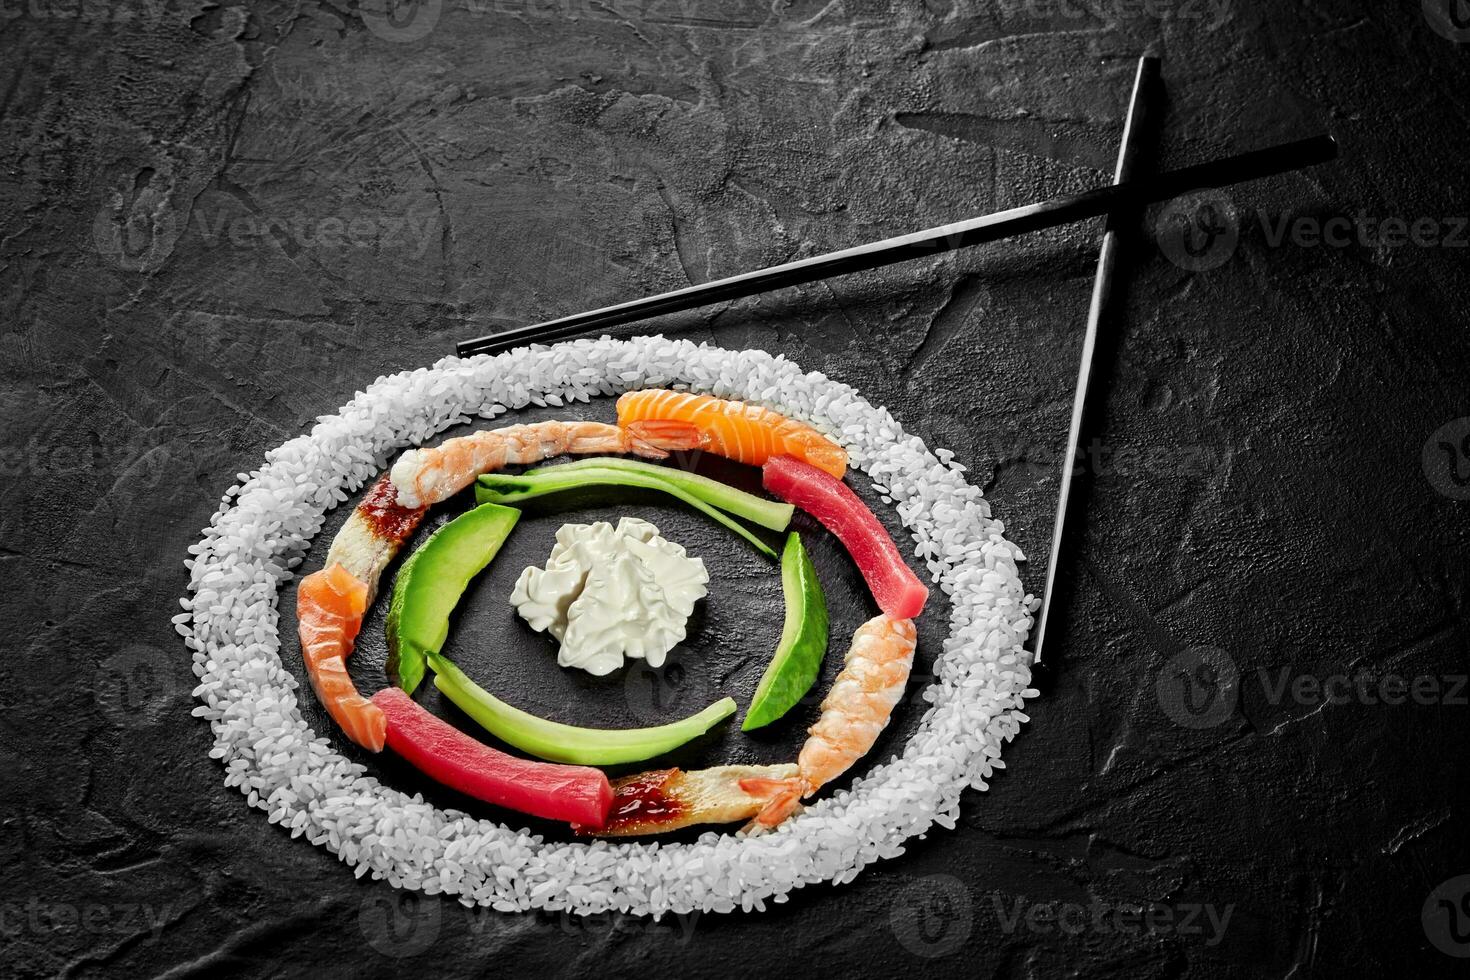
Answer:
[509,517,709,675]
[372,687,613,827]
[291,388,930,838]
[616,389,849,478]
[741,532,829,732]
[185,338,1037,913]
[429,652,737,765]
[762,454,929,619]
[477,465,778,557]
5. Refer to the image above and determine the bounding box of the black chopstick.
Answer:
[1029,54,1160,668]
[455,132,1338,356]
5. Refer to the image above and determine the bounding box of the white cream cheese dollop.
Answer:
[509,517,709,676]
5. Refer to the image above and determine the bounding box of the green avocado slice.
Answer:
[476,466,778,558]
[385,503,521,695]
[741,532,830,731]
[524,457,795,531]
[429,652,737,765]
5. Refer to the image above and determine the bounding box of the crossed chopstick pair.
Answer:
[455,56,1339,666]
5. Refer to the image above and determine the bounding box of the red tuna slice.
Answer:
[762,455,929,619]
[372,688,613,828]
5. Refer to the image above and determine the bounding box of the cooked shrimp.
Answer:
[741,614,917,829]
[389,419,701,509]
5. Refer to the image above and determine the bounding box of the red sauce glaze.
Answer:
[580,769,686,834]
[358,473,427,545]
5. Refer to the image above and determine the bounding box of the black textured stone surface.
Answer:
[4,2,1469,977]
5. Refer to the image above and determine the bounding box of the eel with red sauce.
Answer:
[576,763,799,836]
[357,473,428,545]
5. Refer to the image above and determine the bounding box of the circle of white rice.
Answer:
[176,336,1038,916]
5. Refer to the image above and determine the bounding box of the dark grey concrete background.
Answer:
[4,1,1468,977]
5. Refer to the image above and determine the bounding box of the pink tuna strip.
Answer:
[372,688,613,828]
[762,455,928,619]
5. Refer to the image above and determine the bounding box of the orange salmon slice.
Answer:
[297,563,386,752]
[616,389,847,479]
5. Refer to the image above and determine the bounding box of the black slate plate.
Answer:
[286,398,951,843]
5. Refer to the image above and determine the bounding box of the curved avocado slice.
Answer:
[741,532,829,731]
[429,652,738,766]
[386,503,520,695]
[476,467,778,558]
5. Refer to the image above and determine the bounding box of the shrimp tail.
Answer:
[623,419,706,459]
[738,776,806,831]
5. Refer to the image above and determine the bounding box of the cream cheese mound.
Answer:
[509,517,709,676]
